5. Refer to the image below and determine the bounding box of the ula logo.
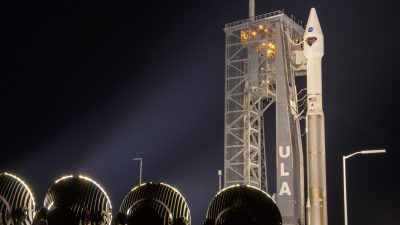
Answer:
[308,27,314,32]
[278,146,292,196]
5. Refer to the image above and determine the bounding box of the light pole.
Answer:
[133,158,143,185]
[218,170,222,191]
[343,149,385,225]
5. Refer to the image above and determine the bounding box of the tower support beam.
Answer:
[224,11,306,225]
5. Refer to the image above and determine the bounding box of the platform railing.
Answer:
[224,10,284,28]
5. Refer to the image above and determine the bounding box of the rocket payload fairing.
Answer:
[304,8,328,225]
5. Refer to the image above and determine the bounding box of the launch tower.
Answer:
[223,9,306,225]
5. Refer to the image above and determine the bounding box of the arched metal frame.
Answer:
[34,175,112,225]
[126,198,173,225]
[0,173,36,225]
[205,185,282,225]
[119,183,191,225]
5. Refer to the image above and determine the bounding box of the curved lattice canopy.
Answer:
[0,172,36,225]
[116,182,191,225]
[204,185,281,225]
[33,175,112,225]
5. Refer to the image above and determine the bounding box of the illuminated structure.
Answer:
[1,5,329,225]
[303,8,328,225]
[33,175,112,225]
[223,9,306,225]
[0,172,36,225]
[204,185,281,225]
[116,182,191,225]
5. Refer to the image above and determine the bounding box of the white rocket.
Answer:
[304,8,328,225]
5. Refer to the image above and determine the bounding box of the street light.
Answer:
[218,170,222,191]
[133,158,143,185]
[343,149,385,225]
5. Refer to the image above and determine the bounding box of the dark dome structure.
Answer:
[116,182,191,225]
[32,175,112,225]
[0,172,36,225]
[204,185,282,225]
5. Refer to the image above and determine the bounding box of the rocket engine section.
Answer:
[203,185,281,225]
[32,175,112,225]
[0,173,36,225]
[115,183,191,225]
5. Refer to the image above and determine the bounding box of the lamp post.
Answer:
[343,149,385,225]
[218,170,222,191]
[133,158,143,185]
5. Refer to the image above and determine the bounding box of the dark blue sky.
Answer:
[1,0,399,225]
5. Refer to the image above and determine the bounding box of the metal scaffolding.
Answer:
[224,10,306,225]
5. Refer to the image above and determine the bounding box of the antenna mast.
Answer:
[249,0,255,20]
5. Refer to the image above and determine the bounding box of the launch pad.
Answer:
[0,4,329,225]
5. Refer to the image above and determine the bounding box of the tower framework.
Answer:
[223,10,306,225]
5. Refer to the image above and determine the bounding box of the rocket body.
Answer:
[304,8,328,225]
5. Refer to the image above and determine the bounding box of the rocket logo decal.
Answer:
[308,27,314,32]
[309,96,317,112]
[307,37,317,46]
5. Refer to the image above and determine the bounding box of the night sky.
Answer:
[1,0,399,225]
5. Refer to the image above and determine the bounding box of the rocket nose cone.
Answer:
[305,8,323,35]
[303,8,324,58]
